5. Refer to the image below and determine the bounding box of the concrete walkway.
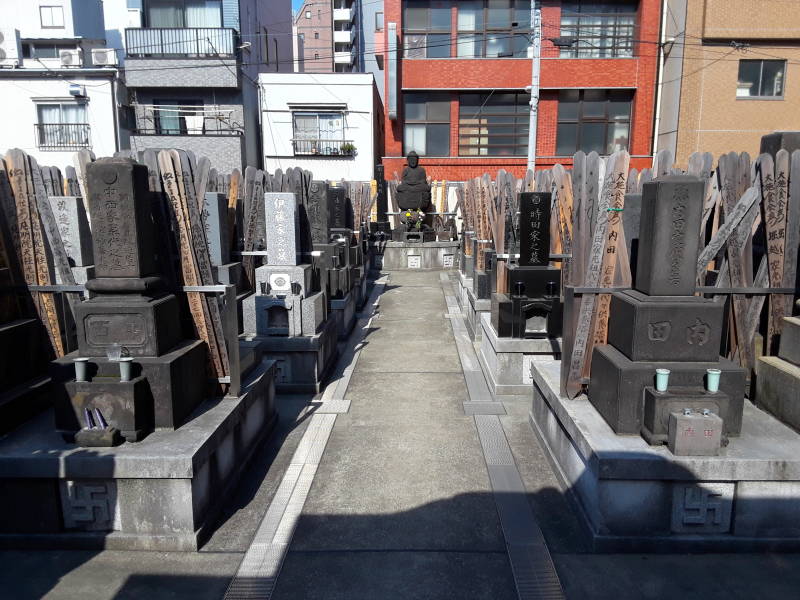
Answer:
[4,270,800,599]
[271,270,519,598]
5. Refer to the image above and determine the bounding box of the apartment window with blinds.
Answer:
[559,1,637,58]
[36,102,90,149]
[556,90,631,155]
[404,93,450,156]
[459,92,529,156]
[403,0,451,58]
[737,60,785,98]
[456,0,531,58]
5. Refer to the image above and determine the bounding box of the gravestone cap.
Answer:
[635,175,704,296]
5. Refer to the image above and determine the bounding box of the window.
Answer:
[292,112,348,155]
[456,0,531,58]
[376,11,384,31]
[39,5,65,28]
[556,89,631,155]
[403,0,451,58]
[153,100,204,134]
[314,52,319,59]
[314,31,319,39]
[22,42,75,59]
[36,102,89,149]
[737,60,785,98]
[404,93,450,156]
[305,10,311,18]
[559,1,636,58]
[459,92,529,156]
[144,0,222,28]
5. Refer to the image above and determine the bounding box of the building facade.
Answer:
[657,0,800,166]
[124,0,292,173]
[0,0,126,171]
[379,0,660,180]
[260,72,382,181]
[294,0,359,74]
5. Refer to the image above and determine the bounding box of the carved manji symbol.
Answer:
[671,482,734,534]
[687,318,711,346]
[60,480,119,532]
[648,321,672,342]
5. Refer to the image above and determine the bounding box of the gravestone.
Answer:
[589,175,746,454]
[760,131,800,159]
[55,157,206,445]
[202,192,230,267]
[47,196,94,284]
[756,317,800,431]
[492,192,562,339]
[241,190,336,393]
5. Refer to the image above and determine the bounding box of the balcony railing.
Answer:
[132,104,241,136]
[292,139,355,156]
[125,27,237,58]
[35,123,91,150]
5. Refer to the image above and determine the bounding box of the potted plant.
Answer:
[341,142,356,156]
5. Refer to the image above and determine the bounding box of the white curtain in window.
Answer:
[38,104,61,124]
[148,2,183,27]
[186,1,222,27]
[62,104,86,124]
[404,124,426,155]
[318,113,343,141]
[294,114,318,139]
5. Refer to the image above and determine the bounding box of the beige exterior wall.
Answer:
[671,0,800,166]
[295,0,334,72]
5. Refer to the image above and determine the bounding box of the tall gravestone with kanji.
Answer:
[54,157,206,445]
[589,175,747,455]
[491,192,562,338]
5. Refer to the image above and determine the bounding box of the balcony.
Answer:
[333,7,354,23]
[292,139,355,157]
[333,29,352,44]
[334,50,352,64]
[132,104,242,136]
[124,28,240,88]
[35,123,91,150]
[125,28,237,58]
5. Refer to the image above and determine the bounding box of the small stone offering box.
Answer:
[668,409,723,456]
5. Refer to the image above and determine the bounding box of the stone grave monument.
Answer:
[309,181,358,340]
[0,157,278,550]
[756,314,800,431]
[589,175,746,453]
[242,190,337,392]
[477,192,562,395]
[203,191,243,292]
[54,158,207,443]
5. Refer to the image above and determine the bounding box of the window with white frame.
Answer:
[36,102,89,149]
[39,5,65,28]
[292,112,350,155]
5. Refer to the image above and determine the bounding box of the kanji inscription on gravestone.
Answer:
[265,192,299,266]
[518,192,551,267]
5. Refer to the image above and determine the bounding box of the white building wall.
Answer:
[0,75,118,170]
[260,72,377,181]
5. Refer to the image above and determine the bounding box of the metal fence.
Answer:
[125,27,237,57]
[35,123,91,150]
[292,139,355,156]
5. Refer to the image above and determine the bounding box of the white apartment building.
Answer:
[0,0,127,171]
[259,72,382,181]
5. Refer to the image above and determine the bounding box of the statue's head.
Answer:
[407,151,419,169]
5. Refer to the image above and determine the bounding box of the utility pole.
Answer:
[526,4,541,173]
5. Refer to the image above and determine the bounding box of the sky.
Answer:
[292,0,304,11]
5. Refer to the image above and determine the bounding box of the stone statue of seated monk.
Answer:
[396,151,431,211]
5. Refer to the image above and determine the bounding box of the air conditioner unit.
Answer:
[60,49,83,67]
[0,28,22,68]
[91,48,118,67]
[69,83,86,97]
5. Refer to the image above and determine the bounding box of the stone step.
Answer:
[779,316,800,366]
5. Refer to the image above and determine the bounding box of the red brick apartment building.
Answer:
[378,0,661,180]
